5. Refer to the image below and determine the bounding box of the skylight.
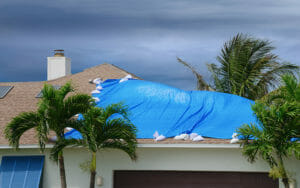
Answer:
[0,86,13,99]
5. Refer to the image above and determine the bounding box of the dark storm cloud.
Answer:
[0,0,299,89]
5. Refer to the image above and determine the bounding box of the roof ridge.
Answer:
[0,63,142,84]
[108,63,142,80]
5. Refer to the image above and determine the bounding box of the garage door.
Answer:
[114,171,278,188]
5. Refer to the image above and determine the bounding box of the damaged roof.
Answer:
[0,63,231,146]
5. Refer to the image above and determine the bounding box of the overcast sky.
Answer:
[0,0,299,90]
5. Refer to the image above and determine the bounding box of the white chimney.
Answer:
[47,49,71,80]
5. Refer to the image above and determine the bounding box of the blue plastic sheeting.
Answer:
[65,128,83,139]
[0,156,44,188]
[67,79,258,139]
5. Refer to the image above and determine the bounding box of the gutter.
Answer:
[138,143,240,149]
[0,144,54,149]
[0,143,241,149]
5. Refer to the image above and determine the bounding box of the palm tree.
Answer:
[178,34,299,100]
[51,104,138,188]
[5,82,92,188]
[237,74,300,188]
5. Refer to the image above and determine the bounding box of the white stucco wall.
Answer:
[0,146,299,188]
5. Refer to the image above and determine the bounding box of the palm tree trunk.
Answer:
[282,178,289,188]
[278,154,289,188]
[89,152,97,188]
[90,170,96,188]
[58,152,67,188]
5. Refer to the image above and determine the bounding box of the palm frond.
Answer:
[5,112,42,149]
[254,63,299,98]
[73,104,138,162]
[50,138,84,162]
[61,119,84,131]
[101,118,137,141]
[237,74,299,185]
[102,103,130,121]
[238,123,277,166]
[58,81,74,100]
[101,140,137,161]
[261,74,300,105]
[237,123,263,140]
[207,63,224,92]
[208,33,299,100]
[63,94,92,119]
[177,57,211,90]
[288,143,300,160]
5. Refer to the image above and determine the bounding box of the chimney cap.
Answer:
[54,49,65,57]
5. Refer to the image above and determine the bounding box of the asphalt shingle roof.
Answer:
[0,63,230,146]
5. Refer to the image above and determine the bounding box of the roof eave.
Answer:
[0,143,240,149]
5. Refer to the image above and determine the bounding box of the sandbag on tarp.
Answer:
[66,79,258,139]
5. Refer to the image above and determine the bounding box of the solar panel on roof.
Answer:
[35,85,61,98]
[0,86,13,99]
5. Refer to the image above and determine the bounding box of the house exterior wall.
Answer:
[0,146,299,188]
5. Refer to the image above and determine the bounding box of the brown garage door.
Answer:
[114,171,278,188]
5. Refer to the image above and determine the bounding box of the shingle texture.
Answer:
[0,63,230,146]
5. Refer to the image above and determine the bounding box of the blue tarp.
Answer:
[66,79,258,139]
[0,156,44,188]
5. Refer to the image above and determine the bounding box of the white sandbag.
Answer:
[174,133,189,140]
[91,90,101,94]
[193,135,204,141]
[153,131,159,139]
[232,133,238,138]
[96,85,103,90]
[124,74,132,79]
[92,97,100,103]
[119,74,133,83]
[93,78,102,84]
[189,133,198,140]
[65,127,73,131]
[230,138,239,144]
[230,133,239,144]
[155,135,166,141]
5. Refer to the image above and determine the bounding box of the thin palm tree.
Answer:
[51,104,138,188]
[178,34,299,100]
[5,82,92,188]
[237,74,300,188]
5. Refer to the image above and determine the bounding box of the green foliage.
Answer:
[50,103,137,188]
[51,103,137,173]
[5,82,92,150]
[5,112,44,149]
[51,104,137,160]
[237,74,300,186]
[178,34,299,100]
[5,82,92,151]
[5,82,92,188]
[80,159,92,172]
